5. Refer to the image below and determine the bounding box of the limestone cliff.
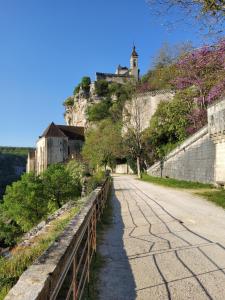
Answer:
[64,87,174,131]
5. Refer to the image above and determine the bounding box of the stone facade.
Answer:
[148,97,225,185]
[27,123,84,174]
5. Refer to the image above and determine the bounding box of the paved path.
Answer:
[98,175,225,300]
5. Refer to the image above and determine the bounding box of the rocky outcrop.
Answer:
[123,90,174,132]
[65,88,175,131]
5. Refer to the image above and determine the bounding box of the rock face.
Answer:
[64,86,100,128]
[124,90,174,132]
[65,88,174,131]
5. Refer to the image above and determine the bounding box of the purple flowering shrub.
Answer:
[173,39,225,134]
[174,39,225,107]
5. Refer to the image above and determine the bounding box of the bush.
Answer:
[2,173,48,232]
[81,77,91,93]
[86,171,105,194]
[63,96,74,106]
[0,163,83,246]
[95,80,109,97]
[42,164,81,209]
[87,98,112,122]
[73,83,81,95]
[66,160,84,187]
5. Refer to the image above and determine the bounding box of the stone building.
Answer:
[96,46,140,83]
[27,122,84,174]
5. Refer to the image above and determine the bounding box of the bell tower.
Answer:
[130,46,139,80]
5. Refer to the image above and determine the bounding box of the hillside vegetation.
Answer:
[0,147,33,200]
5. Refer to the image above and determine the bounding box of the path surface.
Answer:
[98,175,225,300]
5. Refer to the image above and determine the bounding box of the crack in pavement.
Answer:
[98,176,225,299]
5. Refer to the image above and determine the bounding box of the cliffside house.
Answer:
[27,122,84,174]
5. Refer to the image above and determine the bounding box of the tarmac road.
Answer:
[98,175,225,300]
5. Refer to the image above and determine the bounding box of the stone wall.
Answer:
[147,98,225,185]
[114,164,134,174]
[148,126,216,184]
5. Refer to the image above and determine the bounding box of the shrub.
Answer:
[63,96,74,106]
[86,171,106,194]
[81,77,91,93]
[87,98,112,122]
[95,80,109,97]
[73,84,81,95]
[2,173,48,232]
[42,164,81,209]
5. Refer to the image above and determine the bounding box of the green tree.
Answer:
[82,120,124,170]
[2,173,47,232]
[42,164,80,209]
[143,90,194,159]
[66,160,84,187]
[123,95,144,178]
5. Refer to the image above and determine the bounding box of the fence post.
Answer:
[73,255,77,300]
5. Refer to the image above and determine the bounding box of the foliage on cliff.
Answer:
[87,81,134,122]
[63,96,74,106]
[73,76,91,95]
[0,161,83,246]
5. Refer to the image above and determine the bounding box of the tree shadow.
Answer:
[98,186,137,300]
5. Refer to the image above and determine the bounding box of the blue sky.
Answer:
[0,0,223,147]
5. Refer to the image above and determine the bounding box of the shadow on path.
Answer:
[98,185,137,300]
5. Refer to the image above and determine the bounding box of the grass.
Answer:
[196,190,225,209]
[0,205,80,300]
[141,173,213,189]
[140,174,225,210]
[83,182,113,300]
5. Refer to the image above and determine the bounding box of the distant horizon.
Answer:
[0,0,224,147]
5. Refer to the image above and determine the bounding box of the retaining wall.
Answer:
[147,126,216,184]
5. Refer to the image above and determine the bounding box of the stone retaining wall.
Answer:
[147,126,216,184]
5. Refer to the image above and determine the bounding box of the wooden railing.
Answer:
[5,177,111,300]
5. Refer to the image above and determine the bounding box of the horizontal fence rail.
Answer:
[5,177,111,300]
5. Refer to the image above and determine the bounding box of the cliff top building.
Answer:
[96,46,140,83]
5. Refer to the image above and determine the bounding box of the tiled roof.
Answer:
[40,122,67,138]
[57,125,85,140]
[40,122,84,140]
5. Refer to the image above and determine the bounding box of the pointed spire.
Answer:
[131,45,138,57]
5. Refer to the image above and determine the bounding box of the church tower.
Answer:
[130,46,139,80]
